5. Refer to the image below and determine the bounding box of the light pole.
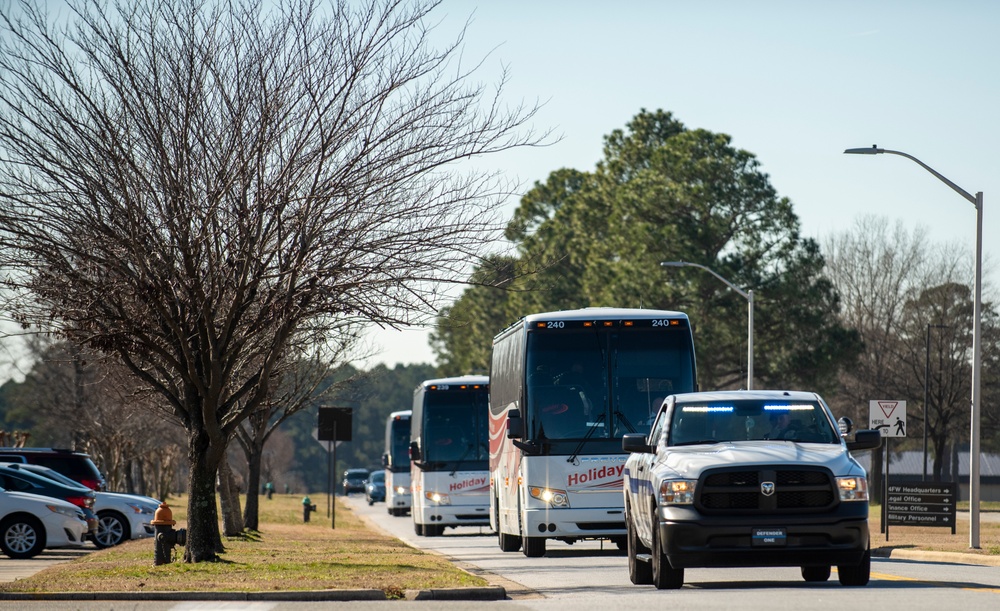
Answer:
[924,323,948,482]
[661,261,754,390]
[844,145,983,549]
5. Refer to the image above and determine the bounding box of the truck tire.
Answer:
[837,546,871,586]
[801,566,831,582]
[650,524,683,589]
[627,515,653,585]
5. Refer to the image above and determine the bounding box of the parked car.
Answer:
[0,485,89,559]
[342,468,369,495]
[365,470,386,505]
[621,390,882,589]
[0,447,106,491]
[0,462,98,539]
[10,463,160,548]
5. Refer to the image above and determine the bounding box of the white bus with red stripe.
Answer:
[383,410,412,516]
[409,376,491,536]
[489,308,697,557]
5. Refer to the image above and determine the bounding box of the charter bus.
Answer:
[382,410,412,516]
[489,308,697,557]
[409,375,491,536]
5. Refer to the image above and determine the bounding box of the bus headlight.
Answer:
[424,492,451,505]
[529,486,570,508]
[395,486,408,495]
[659,479,696,505]
[836,476,869,501]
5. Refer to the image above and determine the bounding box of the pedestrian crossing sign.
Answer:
[869,400,907,437]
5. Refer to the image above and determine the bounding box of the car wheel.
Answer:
[0,515,46,559]
[837,545,871,586]
[801,565,831,582]
[650,522,683,589]
[627,513,653,585]
[93,512,128,549]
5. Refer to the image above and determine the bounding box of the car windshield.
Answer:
[668,399,840,445]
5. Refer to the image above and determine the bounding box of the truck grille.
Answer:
[697,467,836,514]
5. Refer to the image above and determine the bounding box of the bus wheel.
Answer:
[522,535,545,557]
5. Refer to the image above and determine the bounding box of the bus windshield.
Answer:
[423,390,489,467]
[388,417,411,472]
[526,324,695,443]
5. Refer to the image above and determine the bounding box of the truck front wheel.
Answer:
[837,546,871,586]
[650,525,683,589]
[627,516,652,585]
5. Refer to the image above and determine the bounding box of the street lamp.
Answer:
[661,261,754,390]
[844,145,983,549]
[924,323,948,482]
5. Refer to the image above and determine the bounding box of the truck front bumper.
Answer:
[657,503,869,568]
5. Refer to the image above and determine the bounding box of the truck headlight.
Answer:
[529,486,570,508]
[424,491,451,505]
[659,479,697,505]
[836,476,869,501]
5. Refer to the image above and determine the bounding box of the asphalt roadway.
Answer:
[1,504,998,605]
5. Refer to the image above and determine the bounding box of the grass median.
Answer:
[0,494,488,597]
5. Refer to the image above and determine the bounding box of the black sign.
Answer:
[317,407,353,442]
[885,482,957,533]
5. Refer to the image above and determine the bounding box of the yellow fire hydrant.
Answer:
[150,503,187,565]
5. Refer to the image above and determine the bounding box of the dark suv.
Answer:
[342,468,369,495]
[0,448,106,491]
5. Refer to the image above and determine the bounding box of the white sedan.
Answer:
[0,486,89,558]
[92,492,161,548]
[10,462,161,548]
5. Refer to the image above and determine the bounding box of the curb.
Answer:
[872,547,1000,567]
[0,586,507,602]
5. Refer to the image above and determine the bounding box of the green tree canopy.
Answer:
[435,109,860,391]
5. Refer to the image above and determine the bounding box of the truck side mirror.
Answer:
[408,441,421,462]
[622,433,653,454]
[506,409,524,439]
[837,417,854,436]
[847,429,882,451]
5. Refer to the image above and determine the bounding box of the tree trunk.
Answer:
[183,430,225,562]
[243,446,263,531]
[218,457,244,536]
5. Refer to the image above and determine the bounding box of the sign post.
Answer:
[317,407,353,529]
[870,400,906,539]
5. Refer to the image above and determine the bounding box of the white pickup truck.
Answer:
[622,390,881,589]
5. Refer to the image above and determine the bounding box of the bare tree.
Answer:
[8,339,185,495]
[823,215,976,491]
[0,0,544,561]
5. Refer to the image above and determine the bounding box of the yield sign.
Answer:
[869,400,907,437]
[877,401,898,418]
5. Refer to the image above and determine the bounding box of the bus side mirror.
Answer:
[507,409,524,439]
[409,441,421,462]
[381,453,389,467]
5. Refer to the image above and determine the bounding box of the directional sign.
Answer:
[869,400,907,437]
[885,482,957,533]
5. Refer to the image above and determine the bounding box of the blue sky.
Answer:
[364,0,1000,368]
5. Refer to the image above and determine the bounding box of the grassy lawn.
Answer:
[0,494,487,597]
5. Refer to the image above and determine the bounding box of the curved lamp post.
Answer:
[844,145,983,549]
[661,261,754,390]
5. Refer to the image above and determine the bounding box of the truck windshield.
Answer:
[668,399,840,445]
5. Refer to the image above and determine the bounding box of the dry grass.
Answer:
[869,505,1000,556]
[0,494,487,596]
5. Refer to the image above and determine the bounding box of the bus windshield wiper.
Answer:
[614,409,637,434]
[567,413,606,464]
[449,441,477,477]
